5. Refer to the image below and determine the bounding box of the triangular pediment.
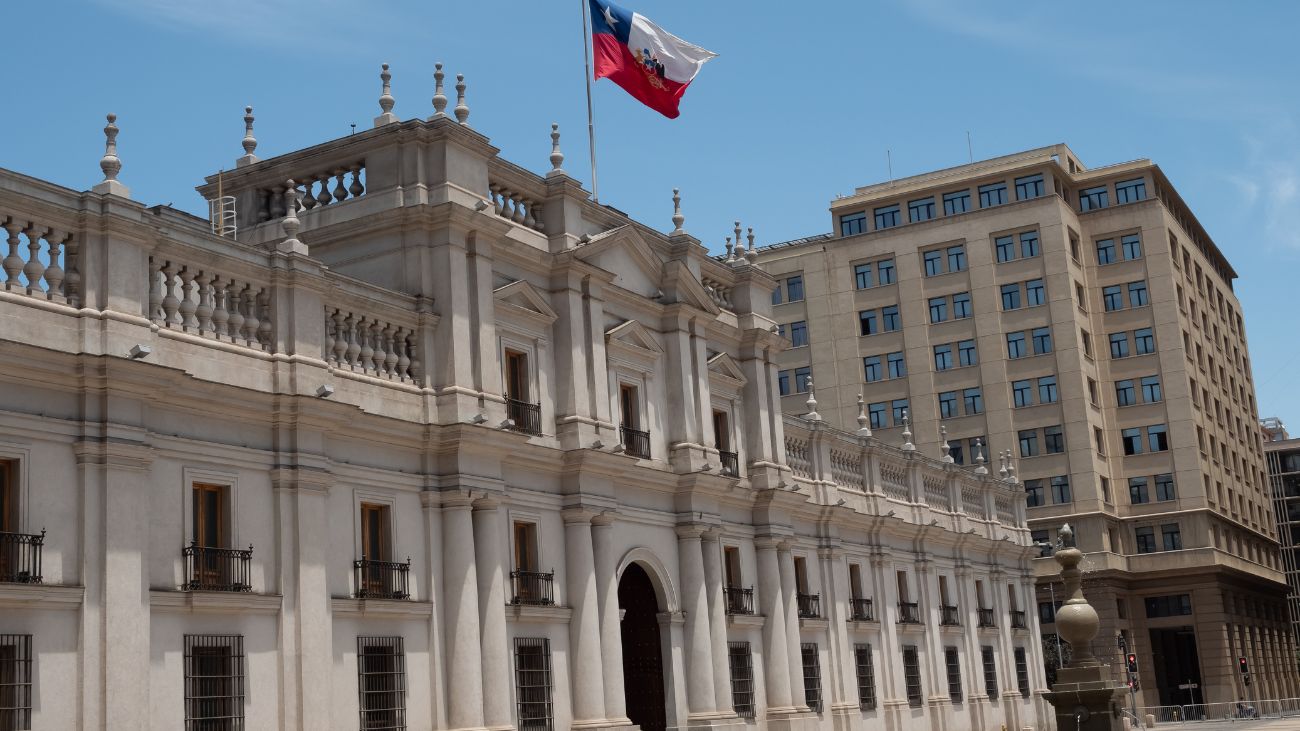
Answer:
[604,319,664,355]
[493,279,557,325]
[661,260,721,315]
[573,225,665,298]
[706,352,748,386]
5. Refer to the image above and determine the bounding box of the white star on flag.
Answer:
[602,5,618,28]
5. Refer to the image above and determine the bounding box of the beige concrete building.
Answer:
[0,67,1047,730]
[1262,419,1300,648]
[755,145,1298,708]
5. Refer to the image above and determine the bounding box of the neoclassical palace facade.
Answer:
[0,71,1046,731]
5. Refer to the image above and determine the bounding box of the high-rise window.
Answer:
[981,646,999,698]
[945,646,963,704]
[854,262,874,289]
[859,310,877,336]
[1135,527,1156,553]
[874,204,900,230]
[357,637,407,731]
[878,259,896,284]
[1096,238,1116,265]
[1012,380,1033,408]
[1116,379,1136,407]
[1109,332,1130,359]
[863,356,882,382]
[891,399,909,425]
[958,340,977,366]
[854,644,877,711]
[1129,476,1149,504]
[1121,233,1143,260]
[1020,230,1041,257]
[1026,279,1045,306]
[514,638,555,731]
[1122,428,1143,455]
[947,245,967,272]
[1128,280,1148,307]
[1079,185,1109,211]
[995,235,1016,262]
[727,642,755,718]
[943,190,971,215]
[1037,375,1058,404]
[953,292,972,319]
[1134,328,1155,354]
[939,391,958,419]
[1115,178,1146,204]
[1032,327,1053,354]
[1001,284,1021,310]
[924,250,943,277]
[1155,473,1176,501]
[1015,174,1044,200]
[887,352,906,379]
[929,296,948,323]
[963,388,983,415]
[979,182,1008,208]
[868,402,886,430]
[1148,424,1169,452]
[1103,285,1124,311]
[909,197,935,223]
[882,305,901,332]
[785,275,804,302]
[934,346,953,372]
[840,212,866,236]
[1044,426,1065,454]
[1025,480,1044,507]
[1141,375,1162,403]
[1018,429,1038,457]
[1051,476,1071,503]
[788,320,808,347]
[902,646,923,707]
[1007,332,1027,359]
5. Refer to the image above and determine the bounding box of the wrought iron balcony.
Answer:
[898,601,920,624]
[940,605,961,626]
[719,450,739,477]
[510,569,555,606]
[723,586,754,615]
[506,397,542,436]
[0,530,43,584]
[849,597,874,621]
[796,592,821,619]
[978,608,997,628]
[1010,610,1027,629]
[183,542,253,592]
[354,557,411,600]
[620,426,651,459]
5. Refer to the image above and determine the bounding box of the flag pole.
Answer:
[580,0,600,202]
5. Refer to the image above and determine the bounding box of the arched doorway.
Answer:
[619,562,667,731]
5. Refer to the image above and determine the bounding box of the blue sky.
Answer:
[6,1,1300,425]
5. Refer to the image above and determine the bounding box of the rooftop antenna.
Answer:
[966,131,973,163]
[886,149,893,182]
[350,123,357,136]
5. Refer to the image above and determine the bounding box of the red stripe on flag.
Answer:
[592,33,689,119]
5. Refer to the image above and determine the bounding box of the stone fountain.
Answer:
[1043,524,1127,731]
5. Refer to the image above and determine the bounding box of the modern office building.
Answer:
[0,67,1046,730]
[1263,418,1300,647]
[756,144,1298,707]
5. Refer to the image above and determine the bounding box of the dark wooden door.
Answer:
[619,563,666,731]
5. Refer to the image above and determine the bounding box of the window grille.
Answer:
[514,637,554,731]
[0,634,33,730]
[727,641,755,718]
[800,643,822,713]
[1015,647,1030,698]
[357,636,407,730]
[945,646,963,703]
[184,634,245,731]
[853,643,876,711]
[982,645,999,699]
[902,645,923,707]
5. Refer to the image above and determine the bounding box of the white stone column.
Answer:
[756,537,794,711]
[442,495,485,730]
[592,515,629,724]
[677,524,719,716]
[778,543,808,709]
[566,508,608,725]
[473,499,512,730]
[702,530,736,717]
[819,545,860,715]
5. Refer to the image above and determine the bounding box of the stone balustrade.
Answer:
[486,159,548,233]
[700,276,733,310]
[0,214,81,307]
[147,255,273,351]
[288,164,366,217]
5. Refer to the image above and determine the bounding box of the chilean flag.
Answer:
[589,0,717,119]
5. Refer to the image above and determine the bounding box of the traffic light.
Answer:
[1127,654,1139,674]
[1239,657,1249,674]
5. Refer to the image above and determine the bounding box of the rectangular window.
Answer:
[1038,600,1056,623]
[933,345,953,371]
[995,235,1016,263]
[514,638,555,731]
[943,190,970,215]
[963,388,983,415]
[1122,428,1143,455]
[619,383,641,430]
[1096,238,1116,265]
[1018,429,1038,457]
[839,212,866,236]
[1025,279,1045,307]
[184,634,245,731]
[0,634,32,731]
[1001,283,1021,310]
[1020,230,1041,258]
[957,340,977,367]
[1128,281,1148,307]
[1079,185,1109,211]
[981,646,999,699]
[1129,477,1149,504]
[909,197,935,223]
[505,349,531,402]
[1115,178,1146,204]
[1025,479,1044,508]
[1044,426,1064,454]
[854,263,873,289]
[727,642,755,719]
[789,321,809,348]
[939,391,958,419]
[1032,327,1053,355]
[358,637,407,731]
[1012,380,1033,408]
[887,352,906,379]
[947,245,967,272]
[801,643,823,714]
[1103,285,1124,311]
[1141,376,1161,403]
[952,292,972,319]
[1007,332,1027,359]
[786,275,804,302]
[1015,174,1044,200]
[1121,233,1142,260]
[1144,594,1192,618]
[882,305,901,332]
[891,400,909,426]
[929,296,948,323]
[1038,376,1058,404]
[1148,424,1169,452]
[1116,379,1136,407]
[1051,476,1071,504]
[878,259,896,284]
[1109,332,1130,359]
[1155,473,1176,501]
[874,204,900,230]
[1134,328,1154,354]
[861,402,884,429]
[902,646,923,707]
[1014,648,1030,698]
[924,250,943,277]
[979,182,1008,208]
[514,521,539,573]
[859,310,877,336]
[945,646,963,704]
[854,644,877,711]
[863,356,883,382]
[1135,527,1156,554]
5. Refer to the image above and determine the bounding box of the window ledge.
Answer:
[0,583,84,610]
[846,619,880,633]
[150,589,282,615]
[508,603,573,624]
[331,597,433,620]
[727,612,767,629]
[799,617,830,631]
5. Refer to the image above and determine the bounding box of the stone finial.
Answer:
[724,237,734,263]
[453,73,469,125]
[1006,454,1018,484]
[374,63,398,127]
[547,122,565,176]
[973,438,987,475]
[733,220,742,252]
[856,394,872,436]
[235,106,259,168]
[998,450,1009,479]
[940,425,953,464]
[901,409,915,451]
[803,377,821,421]
[745,227,758,263]
[670,188,685,234]
[1052,522,1100,667]
[92,113,130,197]
[277,179,308,255]
[431,63,448,118]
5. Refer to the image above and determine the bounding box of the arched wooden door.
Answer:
[618,562,667,731]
